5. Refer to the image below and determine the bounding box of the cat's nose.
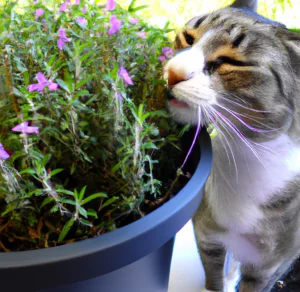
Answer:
[164,67,195,87]
[164,65,195,87]
[164,46,196,86]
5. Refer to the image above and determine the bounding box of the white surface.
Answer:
[169,220,205,292]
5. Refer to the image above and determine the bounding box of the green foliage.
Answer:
[0,0,186,251]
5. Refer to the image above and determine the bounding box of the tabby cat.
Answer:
[164,1,300,291]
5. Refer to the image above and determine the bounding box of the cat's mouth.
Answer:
[165,90,190,109]
[169,97,190,108]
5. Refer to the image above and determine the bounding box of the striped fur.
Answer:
[165,2,300,292]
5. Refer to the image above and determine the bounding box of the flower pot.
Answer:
[0,128,212,292]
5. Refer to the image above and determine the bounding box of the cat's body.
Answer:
[164,1,300,291]
[195,133,300,291]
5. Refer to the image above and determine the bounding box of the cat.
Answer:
[164,1,300,291]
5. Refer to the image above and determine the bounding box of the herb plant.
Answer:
[0,0,189,251]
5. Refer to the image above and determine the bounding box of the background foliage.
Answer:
[101,0,300,32]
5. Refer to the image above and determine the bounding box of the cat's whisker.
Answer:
[209,105,278,156]
[204,109,232,167]
[218,95,270,113]
[221,92,250,106]
[215,103,280,133]
[210,107,267,170]
[206,108,239,181]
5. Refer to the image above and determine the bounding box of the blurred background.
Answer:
[113,0,300,30]
[2,0,300,32]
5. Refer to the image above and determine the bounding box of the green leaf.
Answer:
[78,206,88,218]
[58,218,75,242]
[138,104,144,120]
[130,5,148,12]
[81,192,107,206]
[20,168,36,175]
[78,186,87,202]
[79,218,93,227]
[56,189,74,196]
[56,79,71,93]
[73,189,79,201]
[142,142,158,150]
[72,89,90,102]
[100,196,118,210]
[128,0,137,11]
[1,208,12,217]
[80,50,94,62]
[87,209,98,218]
[75,75,95,90]
[167,134,178,141]
[49,205,59,213]
[61,198,77,206]
[12,87,23,97]
[40,154,51,169]
[40,197,54,210]
[47,168,64,178]
[111,154,131,172]
[141,112,150,123]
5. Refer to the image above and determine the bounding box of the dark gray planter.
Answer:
[0,128,212,292]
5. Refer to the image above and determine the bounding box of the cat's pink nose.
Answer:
[164,67,194,87]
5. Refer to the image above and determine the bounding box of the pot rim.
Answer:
[0,128,212,269]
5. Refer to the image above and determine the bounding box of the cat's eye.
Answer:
[183,31,194,46]
[204,56,249,75]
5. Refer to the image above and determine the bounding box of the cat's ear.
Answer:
[275,28,300,74]
[275,27,300,42]
[230,0,258,11]
[275,27,300,141]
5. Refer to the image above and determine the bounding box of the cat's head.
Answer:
[165,4,300,142]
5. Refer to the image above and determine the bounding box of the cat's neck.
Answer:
[207,133,300,232]
[211,133,300,200]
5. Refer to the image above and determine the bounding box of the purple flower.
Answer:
[76,17,88,27]
[48,82,59,91]
[129,17,138,24]
[58,27,68,40]
[158,56,165,62]
[37,72,48,84]
[91,11,95,17]
[27,73,59,92]
[75,0,80,4]
[106,0,116,11]
[0,143,10,160]
[137,32,146,38]
[57,38,65,50]
[27,83,45,92]
[34,0,39,4]
[57,27,70,50]
[12,122,39,135]
[81,4,88,13]
[35,8,44,20]
[162,47,173,58]
[59,3,67,11]
[108,15,121,35]
[118,66,134,85]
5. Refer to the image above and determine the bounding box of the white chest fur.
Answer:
[206,134,300,264]
[207,134,300,233]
